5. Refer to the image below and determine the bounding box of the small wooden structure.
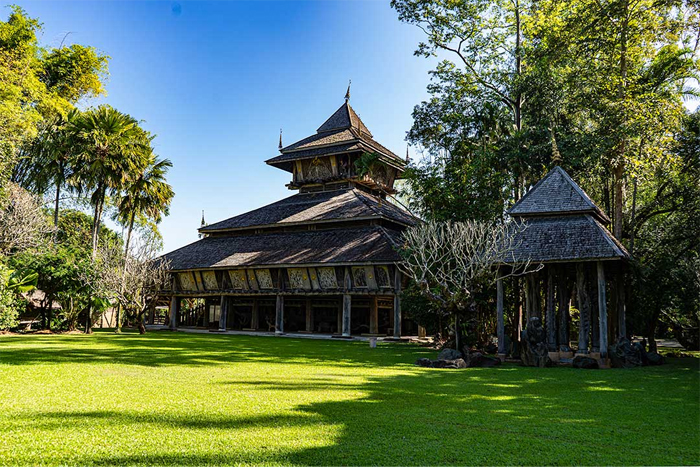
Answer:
[496,166,630,363]
[158,94,415,337]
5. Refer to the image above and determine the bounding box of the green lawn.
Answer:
[0,332,698,466]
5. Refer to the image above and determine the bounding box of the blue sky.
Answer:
[13,1,434,253]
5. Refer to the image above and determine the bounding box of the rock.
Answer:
[415,358,433,368]
[572,355,599,369]
[480,356,502,367]
[644,352,665,366]
[609,338,643,368]
[438,348,463,361]
[465,351,483,367]
[415,357,466,369]
[520,317,552,367]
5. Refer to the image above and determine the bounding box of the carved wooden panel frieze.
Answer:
[318,267,338,289]
[229,270,248,289]
[255,269,273,289]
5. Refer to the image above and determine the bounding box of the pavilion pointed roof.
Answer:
[503,166,629,264]
[317,101,373,136]
[508,166,610,223]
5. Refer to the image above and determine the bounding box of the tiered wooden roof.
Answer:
[161,98,415,273]
[505,166,629,264]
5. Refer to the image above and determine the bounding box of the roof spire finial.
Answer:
[201,210,206,228]
[345,79,351,102]
[278,128,283,150]
[406,144,410,163]
[549,125,562,165]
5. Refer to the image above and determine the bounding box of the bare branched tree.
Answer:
[0,183,54,256]
[398,219,535,349]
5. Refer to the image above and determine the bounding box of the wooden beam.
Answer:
[556,265,571,351]
[496,275,505,355]
[546,267,556,351]
[617,270,627,339]
[342,293,352,337]
[251,299,259,330]
[275,294,284,334]
[576,263,590,354]
[393,268,402,338]
[369,296,378,334]
[169,296,178,330]
[597,262,609,359]
[219,295,227,331]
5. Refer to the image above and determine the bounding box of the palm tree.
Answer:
[68,105,149,256]
[114,152,174,332]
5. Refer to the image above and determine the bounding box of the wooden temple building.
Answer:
[159,94,416,338]
[496,166,630,362]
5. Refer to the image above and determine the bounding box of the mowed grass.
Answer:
[0,331,698,466]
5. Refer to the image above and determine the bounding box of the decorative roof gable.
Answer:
[508,166,610,223]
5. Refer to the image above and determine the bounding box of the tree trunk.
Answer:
[84,303,93,334]
[53,183,61,227]
[115,212,136,333]
[613,1,629,240]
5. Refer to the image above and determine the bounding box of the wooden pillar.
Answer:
[589,266,600,353]
[496,275,505,355]
[597,262,609,359]
[369,296,379,335]
[525,273,541,321]
[305,298,313,333]
[342,268,352,337]
[342,295,352,337]
[393,268,402,338]
[546,266,556,352]
[556,266,571,351]
[219,295,227,331]
[617,271,627,339]
[576,263,590,354]
[251,299,259,330]
[336,299,342,334]
[275,294,284,334]
[168,296,178,330]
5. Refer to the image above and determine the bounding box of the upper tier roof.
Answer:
[266,101,406,171]
[199,187,416,233]
[508,166,610,223]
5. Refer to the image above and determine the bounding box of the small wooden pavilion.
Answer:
[158,93,416,338]
[496,166,630,362]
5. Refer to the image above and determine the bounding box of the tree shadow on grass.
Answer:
[0,331,434,369]
[27,358,699,466]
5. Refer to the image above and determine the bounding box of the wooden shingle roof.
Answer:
[266,101,406,171]
[504,166,629,264]
[199,188,416,233]
[508,166,610,223]
[162,226,402,271]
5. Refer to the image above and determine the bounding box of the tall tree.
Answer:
[68,105,149,255]
[114,153,173,332]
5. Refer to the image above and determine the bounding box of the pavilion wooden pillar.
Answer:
[393,268,402,338]
[219,295,228,331]
[305,298,314,333]
[251,299,259,330]
[369,296,379,335]
[556,266,571,351]
[496,274,505,356]
[576,263,590,354]
[342,268,352,337]
[525,273,541,321]
[275,294,284,334]
[337,300,342,334]
[597,262,609,359]
[546,267,557,352]
[617,271,627,339]
[589,266,601,353]
[168,296,178,330]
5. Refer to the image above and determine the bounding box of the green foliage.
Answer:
[353,152,381,177]
[0,262,36,330]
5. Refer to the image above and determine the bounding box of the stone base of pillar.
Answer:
[574,351,589,357]
[548,351,561,363]
[589,351,601,360]
[559,350,574,359]
[598,357,611,369]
